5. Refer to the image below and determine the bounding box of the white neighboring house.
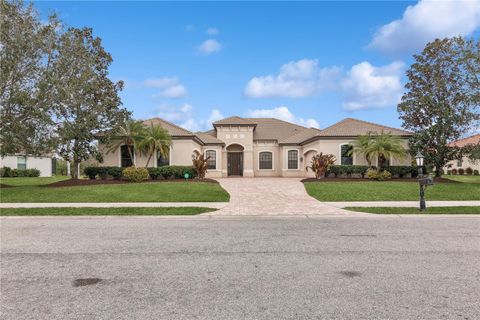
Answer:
[0,154,53,177]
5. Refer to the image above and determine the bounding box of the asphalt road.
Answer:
[1,215,479,320]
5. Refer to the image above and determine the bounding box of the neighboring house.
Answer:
[0,154,53,177]
[99,117,412,178]
[445,134,480,172]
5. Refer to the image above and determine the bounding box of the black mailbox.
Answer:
[419,177,434,186]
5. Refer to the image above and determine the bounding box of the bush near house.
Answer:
[327,165,369,178]
[451,168,458,175]
[365,168,392,180]
[458,168,465,175]
[0,167,40,177]
[83,165,197,180]
[325,165,422,178]
[466,167,473,175]
[474,170,479,176]
[122,167,149,182]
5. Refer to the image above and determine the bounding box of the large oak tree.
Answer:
[398,37,480,177]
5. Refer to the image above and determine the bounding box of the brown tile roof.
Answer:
[449,134,480,147]
[142,118,194,137]
[213,116,256,126]
[195,132,224,145]
[246,118,306,141]
[279,128,323,144]
[317,118,411,137]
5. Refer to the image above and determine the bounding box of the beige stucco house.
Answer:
[445,134,480,172]
[99,116,412,178]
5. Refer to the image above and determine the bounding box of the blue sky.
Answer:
[36,1,480,132]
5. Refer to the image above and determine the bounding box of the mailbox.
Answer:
[419,177,434,186]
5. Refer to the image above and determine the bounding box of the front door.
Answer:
[227,152,243,176]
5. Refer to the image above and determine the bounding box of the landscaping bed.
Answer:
[301,177,456,183]
[0,207,216,216]
[43,178,218,188]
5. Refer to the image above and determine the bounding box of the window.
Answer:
[205,150,216,170]
[157,150,169,167]
[341,144,353,165]
[121,145,134,167]
[17,156,26,170]
[457,159,463,167]
[287,150,298,169]
[259,152,273,170]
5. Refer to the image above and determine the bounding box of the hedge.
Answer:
[83,165,197,180]
[0,167,40,177]
[326,165,423,178]
[327,165,369,176]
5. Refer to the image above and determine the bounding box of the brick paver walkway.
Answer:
[214,177,350,215]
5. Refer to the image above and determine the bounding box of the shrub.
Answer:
[0,166,12,177]
[327,165,369,177]
[122,166,149,182]
[451,168,457,175]
[474,169,479,176]
[378,170,392,181]
[107,166,123,179]
[465,167,473,175]
[158,165,196,179]
[458,168,465,175]
[365,168,392,181]
[148,167,163,180]
[84,167,98,180]
[97,167,109,180]
[446,170,452,175]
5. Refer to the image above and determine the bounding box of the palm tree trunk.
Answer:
[127,145,134,164]
[145,150,153,168]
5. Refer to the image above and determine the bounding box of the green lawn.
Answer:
[0,181,230,203]
[0,176,69,186]
[346,206,480,214]
[304,181,480,201]
[0,207,216,216]
[444,175,480,183]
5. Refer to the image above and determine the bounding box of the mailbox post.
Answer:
[415,152,434,211]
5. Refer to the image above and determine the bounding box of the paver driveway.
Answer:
[214,177,349,215]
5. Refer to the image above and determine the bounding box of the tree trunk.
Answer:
[72,158,80,179]
[127,145,134,164]
[145,150,153,168]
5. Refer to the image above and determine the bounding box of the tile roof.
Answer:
[195,132,224,145]
[279,127,323,144]
[448,134,480,147]
[246,118,306,141]
[317,118,411,137]
[213,116,256,126]
[142,118,194,137]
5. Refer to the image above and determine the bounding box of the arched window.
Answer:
[340,144,353,165]
[259,151,273,170]
[287,150,299,169]
[205,150,216,170]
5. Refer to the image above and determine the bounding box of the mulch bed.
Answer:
[0,183,14,188]
[43,178,219,188]
[301,177,458,183]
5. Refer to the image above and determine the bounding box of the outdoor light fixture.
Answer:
[415,152,424,170]
[415,151,433,212]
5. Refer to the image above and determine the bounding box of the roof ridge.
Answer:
[245,117,308,129]
[143,117,194,135]
[454,133,480,142]
[343,117,410,134]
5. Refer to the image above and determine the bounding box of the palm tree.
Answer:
[349,132,374,167]
[138,124,171,167]
[107,120,145,162]
[365,131,407,170]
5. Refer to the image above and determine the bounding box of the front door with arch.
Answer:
[226,144,244,176]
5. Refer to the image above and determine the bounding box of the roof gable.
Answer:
[213,116,256,126]
[317,118,411,137]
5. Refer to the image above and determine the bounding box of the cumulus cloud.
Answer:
[157,104,223,131]
[198,39,222,55]
[206,27,219,35]
[143,77,187,99]
[247,106,320,128]
[369,0,480,53]
[244,59,341,98]
[341,61,405,111]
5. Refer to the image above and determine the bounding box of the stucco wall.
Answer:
[445,156,480,171]
[215,126,255,177]
[252,142,281,177]
[0,155,52,177]
[202,145,223,178]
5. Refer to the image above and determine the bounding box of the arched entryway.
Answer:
[304,149,318,178]
[226,144,244,176]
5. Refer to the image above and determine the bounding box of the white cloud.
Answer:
[198,39,222,55]
[157,104,223,132]
[369,0,480,53]
[143,77,187,99]
[341,61,405,111]
[247,106,320,128]
[206,27,219,35]
[244,59,341,98]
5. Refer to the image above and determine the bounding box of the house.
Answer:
[98,116,412,178]
[445,134,480,172]
[0,154,54,177]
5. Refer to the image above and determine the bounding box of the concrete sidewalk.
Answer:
[0,202,228,209]
[326,201,480,208]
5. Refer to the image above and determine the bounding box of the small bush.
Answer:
[327,165,369,177]
[446,170,452,175]
[366,168,392,181]
[458,168,465,175]
[0,166,12,177]
[122,166,149,182]
[1,168,40,177]
[474,169,479,176]
[465,167,473,175]
[158,165,196,179]
[107,166,123,179]
[97,167,109,180]
[451,168,457,175]
[84,167,98,179]
[148,167,163,180]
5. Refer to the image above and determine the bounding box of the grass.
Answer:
[0,207,216,216]
[346,206,480,214]
[0,176,70,186]
[304,180,480,201]
[444,175,480,183]
[0,181,230,203]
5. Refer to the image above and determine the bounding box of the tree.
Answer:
[46,27,130,179]
[364,132,407,170]
[192,152,210,179]
[107,120,145,162]
[0,0,60,156]
[349,132,374,167]
[306,153,336,179]
[398,37,480,177]
[138,124,171,167]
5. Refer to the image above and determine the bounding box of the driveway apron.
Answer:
[214,177,350,215]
